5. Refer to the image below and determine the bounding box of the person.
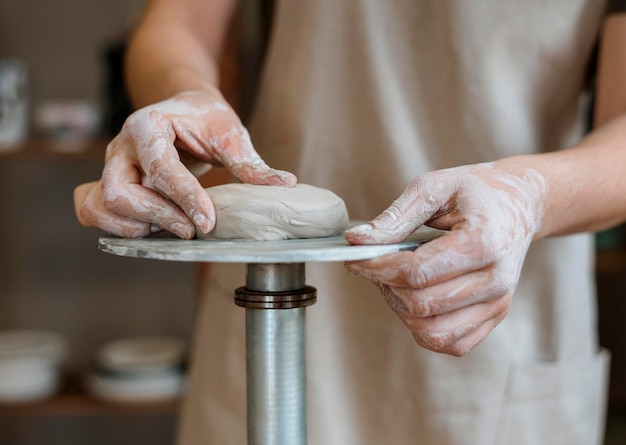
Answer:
[74,0,626,443]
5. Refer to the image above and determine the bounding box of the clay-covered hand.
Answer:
[344,161,546,356]
[74,89,296,239]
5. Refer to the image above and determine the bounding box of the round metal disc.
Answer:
[98,226,441,264]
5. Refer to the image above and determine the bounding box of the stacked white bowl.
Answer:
[85,335,187,404]
[0,330,68,403]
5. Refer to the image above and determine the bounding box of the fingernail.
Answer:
[192,212,210,233]
[281,171,297,187]
[150,224,162,233]
[345,224,373,236]
[268,170,297,187]
[171,223,195,239]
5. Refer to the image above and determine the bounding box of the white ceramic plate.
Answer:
[0,330,68,365]
[85,369,185,404]
[95,336,186,374]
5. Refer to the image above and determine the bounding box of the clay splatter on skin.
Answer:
[122,93,296,187]
[95,90,297,238]
[345,162,547,355]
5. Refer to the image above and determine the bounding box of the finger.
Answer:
[379,284,511,355]
[112,184,201,239]
[234,158,298,187]
[346,228,491,288]
[379,269,509,318]
[87,212,152,238]
[74,182,151,238]
[102,155,198,239]
[345,175,455,245]
[169,110,296,186]
[117,128,217,235]
[413,301,510,356]
[213,125,297,187]
[413,317,503,357]
[74,181,99,227]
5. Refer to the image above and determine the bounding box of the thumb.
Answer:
[345,176,448,245]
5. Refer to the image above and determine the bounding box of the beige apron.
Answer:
[178,1,610,443]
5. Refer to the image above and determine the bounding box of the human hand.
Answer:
[344,161,546,356]
[74,89,296,239]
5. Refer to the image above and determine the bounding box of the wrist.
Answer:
[490,155,549,242]
[127,66,222,108]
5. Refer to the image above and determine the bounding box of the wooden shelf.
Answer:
[0,375,179,418]
[0,137,109,160]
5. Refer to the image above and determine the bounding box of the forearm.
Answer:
[125,0,237,107]
[525,12,626,239]
[593,14,626,128]
[508,115,626,240]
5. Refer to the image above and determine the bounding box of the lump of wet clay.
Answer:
[198,183,349,240]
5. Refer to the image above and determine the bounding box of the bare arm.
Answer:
[344,13,626,356]
[534,12,626,238]
[74,0,296,239]
[125,0,236,105]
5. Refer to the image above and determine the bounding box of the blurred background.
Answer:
[0,1,195,444]
[1,0,626,444]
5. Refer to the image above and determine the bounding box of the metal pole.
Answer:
[235,263,316,445]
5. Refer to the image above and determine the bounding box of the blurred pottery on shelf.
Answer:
[85,335,187,404]
[0,330,68,403]
[34,100,101,152]
[0,59,29,151]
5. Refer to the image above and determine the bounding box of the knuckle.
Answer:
[121,112,142,135]
[104,136,132,163]
[77,203,96,226]
[382,203,404,222]
[102,198,117,213]
[414,329,469,356]
[101,186,126,213]
[470,241,494,264]
[149,168,175,196]
[407,175,425,192]
[446,342,471,357]
[147,157,168,177]
[494,294,513,317]
[104,139,116,159]
[125,108,151,127]
[409,297,432,318]
[101,188,116,207]
[406,265,433,289]
[421,329,454,351]
[398,261,427,288]
[123,108,168,143]
[380,285,406,313]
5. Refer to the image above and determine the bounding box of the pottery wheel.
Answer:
[97,223,441,445]
[98,225,441,263]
